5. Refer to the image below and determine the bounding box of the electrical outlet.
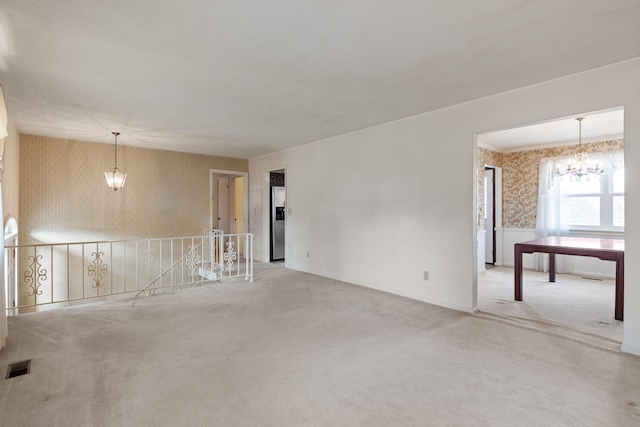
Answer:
[423,271,429,281]
[307,251,310,258]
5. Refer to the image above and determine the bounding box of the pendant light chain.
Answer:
[113,131,120,168]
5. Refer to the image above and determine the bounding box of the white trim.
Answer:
[287,265,478,314]
[499,227,536,232]
[621,343,640,356]
[500,135,623,154]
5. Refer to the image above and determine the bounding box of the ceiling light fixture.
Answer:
[556,117,604,180]
[104,131,127,190]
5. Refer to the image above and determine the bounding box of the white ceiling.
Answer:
[1,1,639,159]
[477,108,625,152]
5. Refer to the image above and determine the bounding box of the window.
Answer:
[561,169,624,230]
[560,168,624,231]
[536,150,624,238]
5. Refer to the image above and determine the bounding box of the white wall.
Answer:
[249,58,640,355]
[500,228,537,269]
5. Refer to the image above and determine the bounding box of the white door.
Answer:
[217,177,229,233]
[233,177,245,253]
[484,168,495,264]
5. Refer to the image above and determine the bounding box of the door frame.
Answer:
[262,166,286,263]
[484,166,496,265]
[209,169,249,233]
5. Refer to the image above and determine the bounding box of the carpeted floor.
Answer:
[1,263,639,426]
[478,266,623,347]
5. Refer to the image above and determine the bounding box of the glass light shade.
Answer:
[104,167,127,190]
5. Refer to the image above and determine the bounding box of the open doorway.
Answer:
[475,107,625,342]
[269,169,285,262]
[261,167,286,263]
[210,169,248,236]
[484,166,497,267]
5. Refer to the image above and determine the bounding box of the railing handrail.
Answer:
[5,232,255,315]
[135,239,207,297]
[5,234,211,249]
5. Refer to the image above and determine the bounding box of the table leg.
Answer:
[515,245,523,301]
[615,254,624,321]
[549,253,556,282]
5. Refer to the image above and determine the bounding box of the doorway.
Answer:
[210,169,249,236]
[261,167,286,263]
[484,167,496,266]
[474,107,625,342]
[217,176,229,232]
[269,170,285,262]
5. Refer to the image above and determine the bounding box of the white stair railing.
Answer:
[4,232,254,315]
[200,229,254,282]
[216,233,254,281]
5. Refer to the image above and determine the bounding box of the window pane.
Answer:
[613,196,625,227]
[561,175,601,194]
[612,168,625,193]
[566,196,600,226]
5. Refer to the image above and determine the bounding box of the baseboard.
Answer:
[621,343,640,357]
[286,265,477,314]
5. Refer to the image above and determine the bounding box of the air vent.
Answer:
[6,360,31,379]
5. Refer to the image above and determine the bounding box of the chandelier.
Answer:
[556,117,604,180]
[104,131,127,190]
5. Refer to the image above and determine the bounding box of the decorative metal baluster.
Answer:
[88,251,108,288]
[223,241,237,277]
[185,244,201,277]
[25,254,47,297]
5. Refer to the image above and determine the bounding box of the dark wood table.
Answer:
[514,236,625,321]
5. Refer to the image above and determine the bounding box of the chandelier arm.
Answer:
[555,117,604,180]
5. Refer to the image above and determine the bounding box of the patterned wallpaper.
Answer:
[501,139,624,229]
[19,135,248,245]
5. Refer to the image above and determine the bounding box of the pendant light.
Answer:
[556,117,604,180]
[104,131,127,190]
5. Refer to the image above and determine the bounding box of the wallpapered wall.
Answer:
[478,139,624,230]
[19,135,248,245]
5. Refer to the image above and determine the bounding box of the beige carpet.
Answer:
[1,263,639,426]
[478,266,623,348]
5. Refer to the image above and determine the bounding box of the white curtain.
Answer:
[535,150,624,272]
[0,182,7,350]
[0,85,8,139]
[0,86,8,350]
